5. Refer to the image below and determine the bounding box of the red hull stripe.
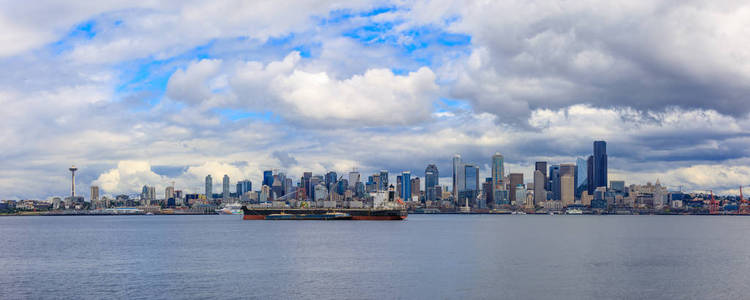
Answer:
[351,216,406,220]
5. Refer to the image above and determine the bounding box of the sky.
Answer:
[1,0,750,199]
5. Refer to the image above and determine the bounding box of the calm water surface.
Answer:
[1,214,749,299]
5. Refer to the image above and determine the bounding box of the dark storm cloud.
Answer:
[451,1,750,124]
[152,165,188,177]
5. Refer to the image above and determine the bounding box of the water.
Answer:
[1,215,749,299]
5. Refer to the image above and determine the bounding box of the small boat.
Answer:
[566,208,583,215]
[265,212,353,220]
[216,203,243,215]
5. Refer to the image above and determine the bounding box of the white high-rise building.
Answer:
[222,174,230,199]
[205,175,213,199]
[348,171,360,189]
[452,154,463,202]
[165,186,175,200]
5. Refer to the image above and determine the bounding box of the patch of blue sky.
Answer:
[114,40,218,104]
[191,40,216,60]
[343,22,398,44]
[343,20,471,69]
[435,98,471,112]
[216,108,279,123]
[317,6,399,26]
[360,6,398,17]
[49,20,98,54]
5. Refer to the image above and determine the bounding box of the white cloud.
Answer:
[167,52,440,126]
[166,59,223,105]
[93,161,166,195]
[270,66,438,125]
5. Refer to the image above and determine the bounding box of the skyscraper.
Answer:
[509,173,524,204]
[303,172,312,198]
[90,186,99,203]
[561,173,575,207]
[549,165,560,200]
[575,157,588,198]
[452,154,463,202]
[587,155,595,195]
[236,180,252,196]
[593,141,608,190]
[271,175,283,199]
[425,164,439,202]
[533,170,545,205]
[379,170,389,191]
[348,171,360,189]
[205,175,213,199]
[262,170,273,187]
[492,152,505,196]
[400,171,411,201]
[463,164,479,206]
[535,161,548,178]
[142,185,150,201]
[325,171,338,192]
[222,174,230,199]
[411,177,420,199]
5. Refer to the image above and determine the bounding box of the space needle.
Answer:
[69,165,78,198]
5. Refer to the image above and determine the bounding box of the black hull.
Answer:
[241,206,407,220]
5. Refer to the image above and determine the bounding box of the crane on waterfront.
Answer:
[709,190,720,215]
[740,186,750,215]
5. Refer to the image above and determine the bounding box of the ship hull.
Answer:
[266,214,352,220]
[242,206,407,221]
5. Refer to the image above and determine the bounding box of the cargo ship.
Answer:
[241,206,407,220]
[242,186,407,221]
[266,212,352,220]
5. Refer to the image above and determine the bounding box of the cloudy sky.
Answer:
[2,0,750,199]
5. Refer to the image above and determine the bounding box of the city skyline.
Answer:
[2,1,750,199]
[35,140,742,201]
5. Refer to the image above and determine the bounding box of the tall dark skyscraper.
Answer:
[575,157,587,198]
[548,165,560,200]
[302,172,312,198]
[379,170,389,191]
[425,164,439,202]
[547,165,560,200]
[593,141,608,190]
[325,171,338,191]
[587,155,595,195]
[236,180,252,196]
[535,161,547,178]
[262,170,273,187]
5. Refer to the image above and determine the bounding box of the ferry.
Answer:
[566,208,583,215]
